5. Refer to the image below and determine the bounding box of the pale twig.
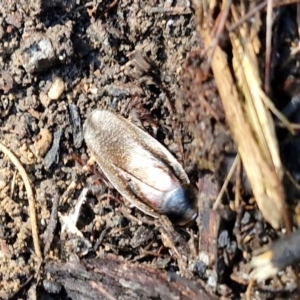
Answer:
[234,156,242,211]
[228,0,299,32]
[264,0,273,93]
[0,142,41,258]
[245,279,255,300]
[213,155,239,210]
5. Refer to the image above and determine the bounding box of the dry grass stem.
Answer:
[213,155,239,210]
[194,0,287,229]
[0,142,42,258]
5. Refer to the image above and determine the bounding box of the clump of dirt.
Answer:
[1,1,300,300]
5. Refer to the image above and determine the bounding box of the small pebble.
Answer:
[34,128,53,157]
[39,91,50,107]
[48,77,65,100]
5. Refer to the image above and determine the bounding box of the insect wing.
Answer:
[83,110,192,218]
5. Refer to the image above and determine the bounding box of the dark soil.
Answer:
[1,1,300,300]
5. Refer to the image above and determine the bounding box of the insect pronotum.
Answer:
[83,109,197,225]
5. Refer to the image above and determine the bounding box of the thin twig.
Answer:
[10,170,17,199]
[264,0,273,93]
[245,279,254,300]
[0,142,41,258]
[213,155,239,210]
[228,0,299,32]
[205,0,232,72]
[297,2,300,36]
[228,1,267,32]
[234,156,242,211]
[43,189,60,256]
[285,168,300,193]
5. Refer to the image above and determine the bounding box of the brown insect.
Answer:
[83,109,197,225]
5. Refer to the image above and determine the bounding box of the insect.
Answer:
[83,109,197,225]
